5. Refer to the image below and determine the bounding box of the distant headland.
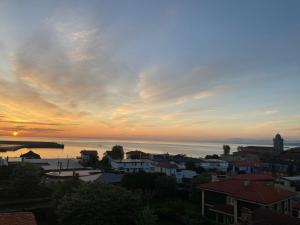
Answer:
[0,140,64,152]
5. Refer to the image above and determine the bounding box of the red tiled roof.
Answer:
[0,212,37,225]
[231,173,274,181]
[199,178,295,204]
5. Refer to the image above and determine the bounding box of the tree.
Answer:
[223,145,231,155]
[56,182,140,225]
[10,163,41,197]
[205,154,219,159]
[0,166,12,180]
[110,145,124,160]
[155,176,176,198]
[121,172,162,191]
[136,206,158,225]
[100,155,112,169]
[185,160,197,171]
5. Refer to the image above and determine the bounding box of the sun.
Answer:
[13,131,18,136]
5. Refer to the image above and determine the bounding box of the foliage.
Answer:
[110,145,124,159]
[121,172,162,191]
[155,176,176,198]
[0,166,12,180]
[10,163,42,197]
[185,160,197,171]
[154,199,214,225]
[136,206,158,225]
[100,155,112,169]
[205,154,219,159]
[52,178,83,203]
[223,145,230,155]
[56,182,140,225]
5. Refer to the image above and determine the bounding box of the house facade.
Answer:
[110,159,155,173]
[199,175,296,224]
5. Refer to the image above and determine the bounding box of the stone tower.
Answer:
[273,133,284,153]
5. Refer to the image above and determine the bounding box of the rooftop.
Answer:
[80,150,98,155]
[199,178,295,204]
[24,158,84,171]
[0,212,37,225]
[233,160,261,167]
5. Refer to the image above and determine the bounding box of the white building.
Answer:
[155,162,178,176]
[195,159,228,172]
[110,159,155,173]
[155,161,197,183]
[175,169,197,183]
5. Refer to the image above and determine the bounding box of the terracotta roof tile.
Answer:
[199,178,295,204]
[0,212,37,225]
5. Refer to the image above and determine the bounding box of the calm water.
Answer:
[0,136,283,159]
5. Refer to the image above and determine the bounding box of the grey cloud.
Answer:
[15,25,135,109]
[0,119,78,126]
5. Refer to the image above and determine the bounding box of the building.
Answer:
[154,161,197,183]
[199,175,295,224]
[155,161,179,176]
[126,150,150,159]
[110,159,155,173]
[273,133,284,153]
[80,150,99,164]
[232,160,261,174]
[195,159,229,172]
[234,134,285,158]
[24,158,84,171]
[0,212,37,225]
[235,208,300,225]
[20,150,41,159]
[96,173,124,184]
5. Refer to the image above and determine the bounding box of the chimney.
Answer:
[211,174,219,182]
[244,179,250,187]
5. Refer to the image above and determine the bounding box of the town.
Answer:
[1,134,300,225]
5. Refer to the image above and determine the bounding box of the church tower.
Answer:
[273,133,284,153]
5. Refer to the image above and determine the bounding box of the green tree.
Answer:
[0,166,12,180]
[223,145,231,155]
[185,160,197,171]
[136,206,158,225]
[155,176,176,198]
[10,163,41,197]
[111,145,124,159]
[56,182,140,225]
[100,155,112,169]
[121,172,162,191]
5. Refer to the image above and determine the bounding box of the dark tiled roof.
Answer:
[96,173,124,184]
[199,178,295,204]
[80,150,98,155]
[0,212,37,225]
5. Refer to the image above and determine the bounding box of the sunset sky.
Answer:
[0,0,299,141]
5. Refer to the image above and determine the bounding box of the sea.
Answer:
[0,136,298,159]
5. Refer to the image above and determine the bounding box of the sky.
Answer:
[0,0,299,142]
